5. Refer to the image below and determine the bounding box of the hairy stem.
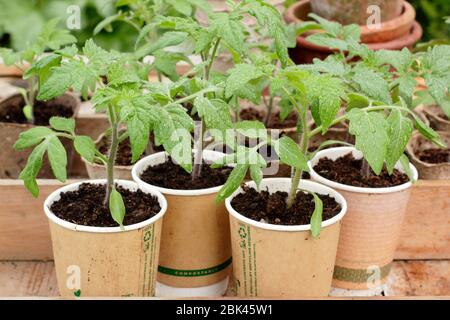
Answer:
[192,121,204,181]
[104,105,119,206]
[263,96,274,127]
[205,38,221,81]
[361,158,371,178]
[287,109,309,209]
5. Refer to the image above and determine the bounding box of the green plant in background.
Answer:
[409,0,450,42]
[0,18,76,122]
[0,0,136,52]
[13,39,196,226]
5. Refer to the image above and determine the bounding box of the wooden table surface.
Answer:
[0,260,449,297]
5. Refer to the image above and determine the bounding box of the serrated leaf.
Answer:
[135,31,188,58]
[19,142,47,197]
[74,136,97,163]
[109,188,125,227]
[347,109,388,175]
[14,127,53,150]
[414,116,446,148]
[398,75,417,107]
[210,13,245,54]
[385,109,413,174]
[310,192,323,238]
[49,117,75,134]
[274,136,309,171]
[399,154,415,181]
[216,164,249,202]
[225,64,264,98]
[306,33,349,51]
[352,67,392,104]
[47,135,67,182]
[234,120,267,139]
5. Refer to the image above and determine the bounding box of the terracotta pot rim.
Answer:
[296,20,422,52]
[225,177,347,232]
[308,147,418,194]
[406,131,450,169]
[285,0,415,38]
[0,92,81,126]
[132,150,227,196]
[43,179,168,233]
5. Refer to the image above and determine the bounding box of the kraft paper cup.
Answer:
[308,147,418,291]
[225,178,347,297]
[43,179,167,297]
[132,150,232,297]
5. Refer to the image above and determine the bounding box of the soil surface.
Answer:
[0,96,74,125]
[313,153,410,188]
[417,148,450,164]
[98,134,162,166]
[240,107,298,129]
[50,183,161,227]
[140,157,232,190]
[230,185,341,225]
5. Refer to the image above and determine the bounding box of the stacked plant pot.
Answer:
[285,0,423,64]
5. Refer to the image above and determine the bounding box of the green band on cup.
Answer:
[333,263,392,283]
[158,257,232,277]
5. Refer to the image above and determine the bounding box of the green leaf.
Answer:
[109,188,126,227]
[423,73,450,117]
[385,109,413,174]
[225,64,264,98]
[23,105,32,121]
[0,48,21,65]
[49,117,75,134]
[308,13,342,36]
[135,31,188,58]
[347,109,389,175]
[19,142,47,197]
[352,67,392,104]
[306,75,345,132]
[216,164,249,202]
[47,135,67,182]
[375,48,412,73]
[397,75,417,107]
[14,127,53,150]
[310,192,323,238]
[74,136,97,163]
[306,33,349,51]
[210,13,245,53]
[274,136,309,171]
[249,164,263,189]
[346,92,370,110]
[234,120,267,139]
[83,39,117,76]
[399,154,415,181]
[414,116,446,148]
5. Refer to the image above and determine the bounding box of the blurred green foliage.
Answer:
[0,0,136,51]
[409,0,450,41]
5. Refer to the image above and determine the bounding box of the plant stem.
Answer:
[192,121,204,181]
[205,38,221,81]
[263,95,274,127]
[286,109,309,209]
[361,158,371,178]
[104,104,119,206]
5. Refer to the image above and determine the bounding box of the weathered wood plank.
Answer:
[0,180,82,260]
[0,260,448,297]
[396,180,450,260]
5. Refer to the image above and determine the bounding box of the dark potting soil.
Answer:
[417,148,450,164]
[313,153,409,188]
[97,135,163,166]
[50,183,161,227]
[239,107,298,129]
[140,158,232,190]
[0,97,74,125]
[230,186,341,225]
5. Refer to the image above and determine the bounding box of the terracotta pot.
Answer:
[83,132,134,180]
[0,62,26,77]
[308,147,418,291]
[286,0,415,43]
[310,0,403,26]
[421,105,450,132]
[132,150,232,297]
[285,0,421,64]
[0,93,80,179]
[406,131,450,180]
[226,178,347,297]
[43,179,167,297]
